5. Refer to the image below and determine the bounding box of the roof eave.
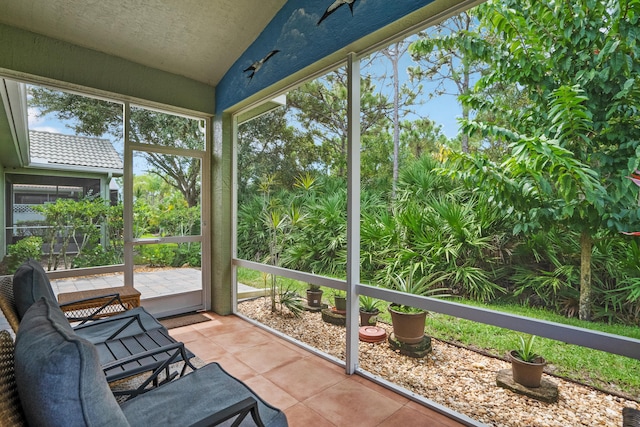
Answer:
[26,162,123,177]
[0,79,30,167]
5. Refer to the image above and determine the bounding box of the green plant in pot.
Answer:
[332,290,347,312]
[359,296,381,326]
[508,334,546,388]
[387,271,429,344]
[306,283,323,308]
[387,268,449,344]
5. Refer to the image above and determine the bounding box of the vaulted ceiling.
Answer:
[0,0,287,86]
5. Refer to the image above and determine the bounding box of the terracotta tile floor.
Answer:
[169,312,466,427]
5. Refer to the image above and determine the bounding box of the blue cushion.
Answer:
[12,259,57,319]
[121,362,288,427]
[14,298,129,427]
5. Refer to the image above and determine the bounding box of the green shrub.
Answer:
[72,245,122,268]
[6,237,43,271]
[172,243,201,267]
[137,243,177,267]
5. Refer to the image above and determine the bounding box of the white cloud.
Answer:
[30,126,61,134]
[27,107,44,125]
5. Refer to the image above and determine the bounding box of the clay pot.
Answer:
[508,350,546,388]
[306,289,323,307]
[388,304,427,344]
[359,309,379,326]
[333,296,347,311]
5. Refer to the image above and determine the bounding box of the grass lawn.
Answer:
[236,267,640,398]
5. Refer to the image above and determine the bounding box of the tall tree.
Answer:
[237,108,318,196]
[379,41,419,196]
[29,88,204,207]
[400,118,449,160]
[287,69,394,178]
[457,0,640,320]
[409,10,489,153]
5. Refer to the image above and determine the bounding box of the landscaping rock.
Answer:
[321,308,346,326]
[496,369,559,403]
[239,297,639,427]
[387,333,432,358]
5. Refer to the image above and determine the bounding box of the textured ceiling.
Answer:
[0,0,287,86]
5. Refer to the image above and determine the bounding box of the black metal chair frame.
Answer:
[60,292,129,324]
[105,340,197,401]
[189,397,266,427]
[73,311,149,340]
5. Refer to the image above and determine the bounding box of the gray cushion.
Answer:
[12,259,57,319]
[14,298,129,427]
[74,306,167,344]
[121,362,288,427]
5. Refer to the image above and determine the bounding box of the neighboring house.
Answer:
[0,82,123,256]
[10,131,123,229]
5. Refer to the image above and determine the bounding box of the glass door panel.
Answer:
[124,105,208,317]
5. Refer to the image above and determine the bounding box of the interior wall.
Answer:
[211,113,234,315]
[0,162,5,259]
[216,0,471,113]
[0,23,216,116]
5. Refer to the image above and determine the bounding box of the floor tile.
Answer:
[284,403,337,427]
[406,401,465,426]
[377,405,445,426]
[196,318,253,336]
[350,374,409,405]
[234,341,303,374]
[184,337,228,361]
[212,328,272,353]
[212,353,259,381]
[169,327,206,344]
[304,377,403,427]
[263,358,346,401]
[243,375,299,410]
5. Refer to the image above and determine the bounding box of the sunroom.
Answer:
[1,0,639,426]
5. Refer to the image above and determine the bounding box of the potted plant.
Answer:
[306,283,323,308]
[508,334,546,388]
[387,268,449,344]
[359,295,380,326]
[332,290,347,312]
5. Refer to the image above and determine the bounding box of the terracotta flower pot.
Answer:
[388,305,427,344]
[508,350,546,388]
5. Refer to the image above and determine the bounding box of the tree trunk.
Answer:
[578,231,592,321]
[391,47,400,199]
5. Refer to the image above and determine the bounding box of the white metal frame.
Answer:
[123,102,211,315]
[228,2,640,424]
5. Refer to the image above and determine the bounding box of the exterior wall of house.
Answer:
[5,169,105,253]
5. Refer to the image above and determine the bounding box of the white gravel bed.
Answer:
[238,297,639,427]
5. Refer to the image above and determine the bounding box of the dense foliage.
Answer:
[16,0,640,327]
[237,0,640,325]
[4,176,202,271]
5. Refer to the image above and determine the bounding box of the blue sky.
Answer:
[28,65,463,142]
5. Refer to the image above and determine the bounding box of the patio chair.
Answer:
[4,262,197,393]
[10,298,288,427]
[5,259,165,343]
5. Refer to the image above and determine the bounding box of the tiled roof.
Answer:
[29,131,123,170]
